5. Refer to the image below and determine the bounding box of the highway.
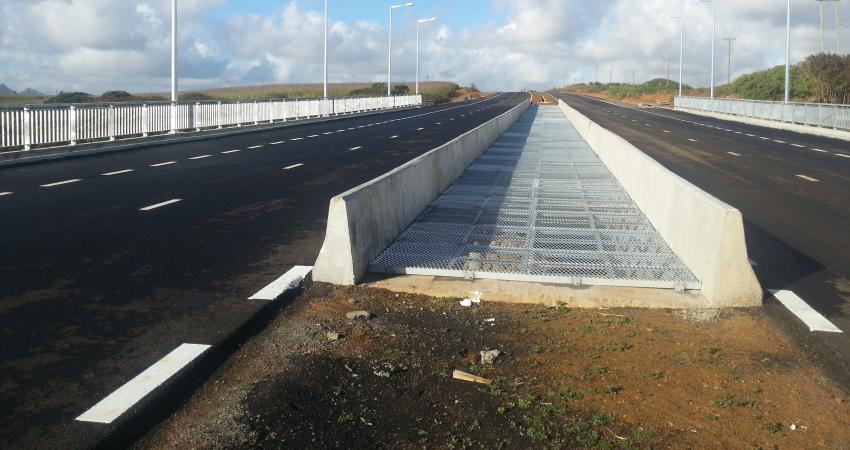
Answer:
[558,93,850,389]
[0,92,526,448]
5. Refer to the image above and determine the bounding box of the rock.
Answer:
[480,349,501,365]
[326,331,340,341]
[790,424,797,431]
[346,311,371,321]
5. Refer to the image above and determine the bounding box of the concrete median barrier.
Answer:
[558,99,762,308]
[312,94,532,285]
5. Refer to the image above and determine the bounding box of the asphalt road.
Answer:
[0,92,527,449]
[558,93,850,391]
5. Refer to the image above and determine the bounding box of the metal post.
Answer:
[142,104,149,137]
[837,0,842,53]
[785,0,791,104]
[69,105,77,145]
[819,0,826,53]
[108,105,116,141]
[323,0,328,99]
[679,7,684,96]
[710,0,716,99]
[170,0,178,134]
[388,3,414,97]
[416,17,436,95]
[723,36,736,85]
[23,107,31,150]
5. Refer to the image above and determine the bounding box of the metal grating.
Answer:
[370,106,700,290]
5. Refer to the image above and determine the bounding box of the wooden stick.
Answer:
[452,370,493,385]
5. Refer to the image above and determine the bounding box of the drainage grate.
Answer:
[370,106,700,290]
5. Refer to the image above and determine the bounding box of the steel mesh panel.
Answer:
[370,106,701,290]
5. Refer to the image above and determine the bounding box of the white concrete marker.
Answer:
[811,148,828,153]
[790,143,806,148]
[75,343,211,424]
[727,152,742,157]
[150,161,177,167]
[247,145,264,149]
[221,150,241,154]
[41,179,82,188]
[140,199,182,211]
[796,175,820,182]
[102,169,134,176]
[0,192,12,197]
[283,164,304,170]
[769,290,842,333]
[189,155,212,160]
[249,266,313,301]
[348,146,363,151]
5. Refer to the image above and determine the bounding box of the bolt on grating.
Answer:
[370,106,700,290]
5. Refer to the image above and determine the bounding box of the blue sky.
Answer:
[0,0,844,94]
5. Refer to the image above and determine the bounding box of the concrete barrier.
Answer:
[558,99,762,307]
[313,94,532,285]
[675,106,850,142]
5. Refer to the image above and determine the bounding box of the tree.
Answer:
[802,53,850,104]
[391,84,410,95]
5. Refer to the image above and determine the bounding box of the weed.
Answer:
[631,426,655,441]
[606,383,624,394]
[594,366,610,374]
[560,385,585,401]
[649,370,664,380]
[706,413,720,422]
[608,341,633,352]
[618,316,633,325]
[710,393,753,409]
[515,394,536,409]
[336,412,354,424]
[529,345,548,354]
[581,325,595,334]
[528,359,543,368]
[764,422,783,434]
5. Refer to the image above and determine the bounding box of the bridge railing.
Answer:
[674,96,850,131]
[0,94,422,153]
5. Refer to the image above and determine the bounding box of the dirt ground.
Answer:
[137,282,850,449]
[565,89,675,108]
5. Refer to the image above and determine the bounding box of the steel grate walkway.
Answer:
[369,106,700,290]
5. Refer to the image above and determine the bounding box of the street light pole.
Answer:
[661,10,684,96]
[170,0,177,133]
[837,0,842,53]
[723,36,736,85]
[323,0,328,98]
[785,0,791,103]
[388,3,415,98]
[416,17,437,96]
[710,0,716,98]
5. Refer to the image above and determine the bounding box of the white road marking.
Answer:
[796,175,819,182]
[746,134,756,137]
[773,140,786,144]
[631,119,637,122]
[727,152,742,157]
[102,169,134,176]
[270,141,285,145]
[436,122,442,125]
[189,155,212,160]
[790,143,806,148]
[323,132,334,135]
[358,125,366,128]
[150,161,177,167]
[348,146,363,151]
[389,135,399,139]
[811,148,828,153]
[247,145,264,149]
[75,343,211,424]
[140,198,182,211]
[759,136,769,140]
[749,258,758,266]
[836,154,850,158]
[0,192,12,197]
[644,124,652,127]
[308,135,320,138]
[249,266,313,301]
[769,290,842,333]
[417,127,424,131]
[347,127,356,130]
[662,130,671,133]
[687,138,698,142]
[335,129,345,132]
[283,163,304,170]
[41,179,82,188]
[221,150,241,154]
[735,131,743,134]
[291,137,303,141]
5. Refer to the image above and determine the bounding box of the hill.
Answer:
[0,83,15,95]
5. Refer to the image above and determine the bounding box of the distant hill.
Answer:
[20,88,46,97]
[0,83,16,95]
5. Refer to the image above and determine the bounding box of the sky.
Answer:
[0,0,847,95]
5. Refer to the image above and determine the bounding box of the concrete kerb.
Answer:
[558,99,762,308]
[674,106,850,143]
[0,106,421,168]
[312,93,533,285]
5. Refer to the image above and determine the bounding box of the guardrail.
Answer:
[675,96,850,131]
[0,95,422,153]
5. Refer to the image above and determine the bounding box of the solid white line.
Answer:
[41,179,82,188]
[247,145,264,149]
[348,146,362,151]
[76,343,211,424]
[769,290,842,333]
[727,152,742,157]
[687,138,698,142]
[249,265,313,301]
[283,163,304,170]
[150,161,177,167]
[389,135,399,139]
[270,141,285,145]
[102,169,134,176]
[836,154,850,158]
[790,143,806,148]
[221,150,241,154]
[796,175,820,182]
[189,155,212,160]
[811,148,828,153]
[140,198,182,211]
[0,192,12,197]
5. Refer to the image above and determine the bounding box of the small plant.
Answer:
[581,325,595,334]
[650,370,664,380]
[632,426,655,441]
[529,345,548,354]
[764,422,783,434]
[710,393,753,409]
[618,316,633,325]
[337,412,354,424]
[560,385,584,401]
[606,383,624,394]
[594,366,609,374]
[706,413,720,422]
[515,394,536,409]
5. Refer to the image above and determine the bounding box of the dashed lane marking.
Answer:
[390,135,399,139]
[727,152,742,157]
[308,135,320,138]
[348,146,362,151]
[249,266,313,301]
[323,132,334,135]
[769,290,843,333]
[102,169,134,176]
[796,175,820,182]
[0,192,12,197]
[75,343,211,424]
[773,140,786,144]
[247,145,264,149]
[662,130,671,133]
[139,199,182,211]
[687,138,698,142]
[221,150,241,154]
[811,148,828,153]
[41,179,82,188]
[270,141,285,145]
[790,144,806,148]
[836,154,850,158]
[290,138,303,141]
[150,161,177,167]
[417,128,425,131]
[189,155,212,160]
[283,163,304,170]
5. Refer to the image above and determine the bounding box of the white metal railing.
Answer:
[0,95,422,153]
[674,96,850,131]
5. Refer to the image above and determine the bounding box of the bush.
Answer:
[45,92,95,104]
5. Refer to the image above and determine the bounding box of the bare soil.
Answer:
[566,89,675,108]
[137,282,850,449]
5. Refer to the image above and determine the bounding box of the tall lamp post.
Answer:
[662,10,684,97]
[696,0,717,98]
[323,0,328,98]
[785,0,791,103]
[416,17,437,95]
[170,0,178,133]
[388,2,414,97]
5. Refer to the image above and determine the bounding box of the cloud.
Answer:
[0,0,842,94]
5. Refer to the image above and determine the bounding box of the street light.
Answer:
[661,8,684,97]
[785,0,791,103]
[416,17,437,96]
[323,0,328,98]
[388,2,414,97]
[695,0,717,99]
[171,0,178,133]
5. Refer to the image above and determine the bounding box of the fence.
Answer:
[674,96,850,131]
[0,95,422,153]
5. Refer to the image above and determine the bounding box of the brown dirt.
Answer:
[136,282,850,449]
[531,92,557,105]
[567,89,675,108]
[451,88,489,103]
